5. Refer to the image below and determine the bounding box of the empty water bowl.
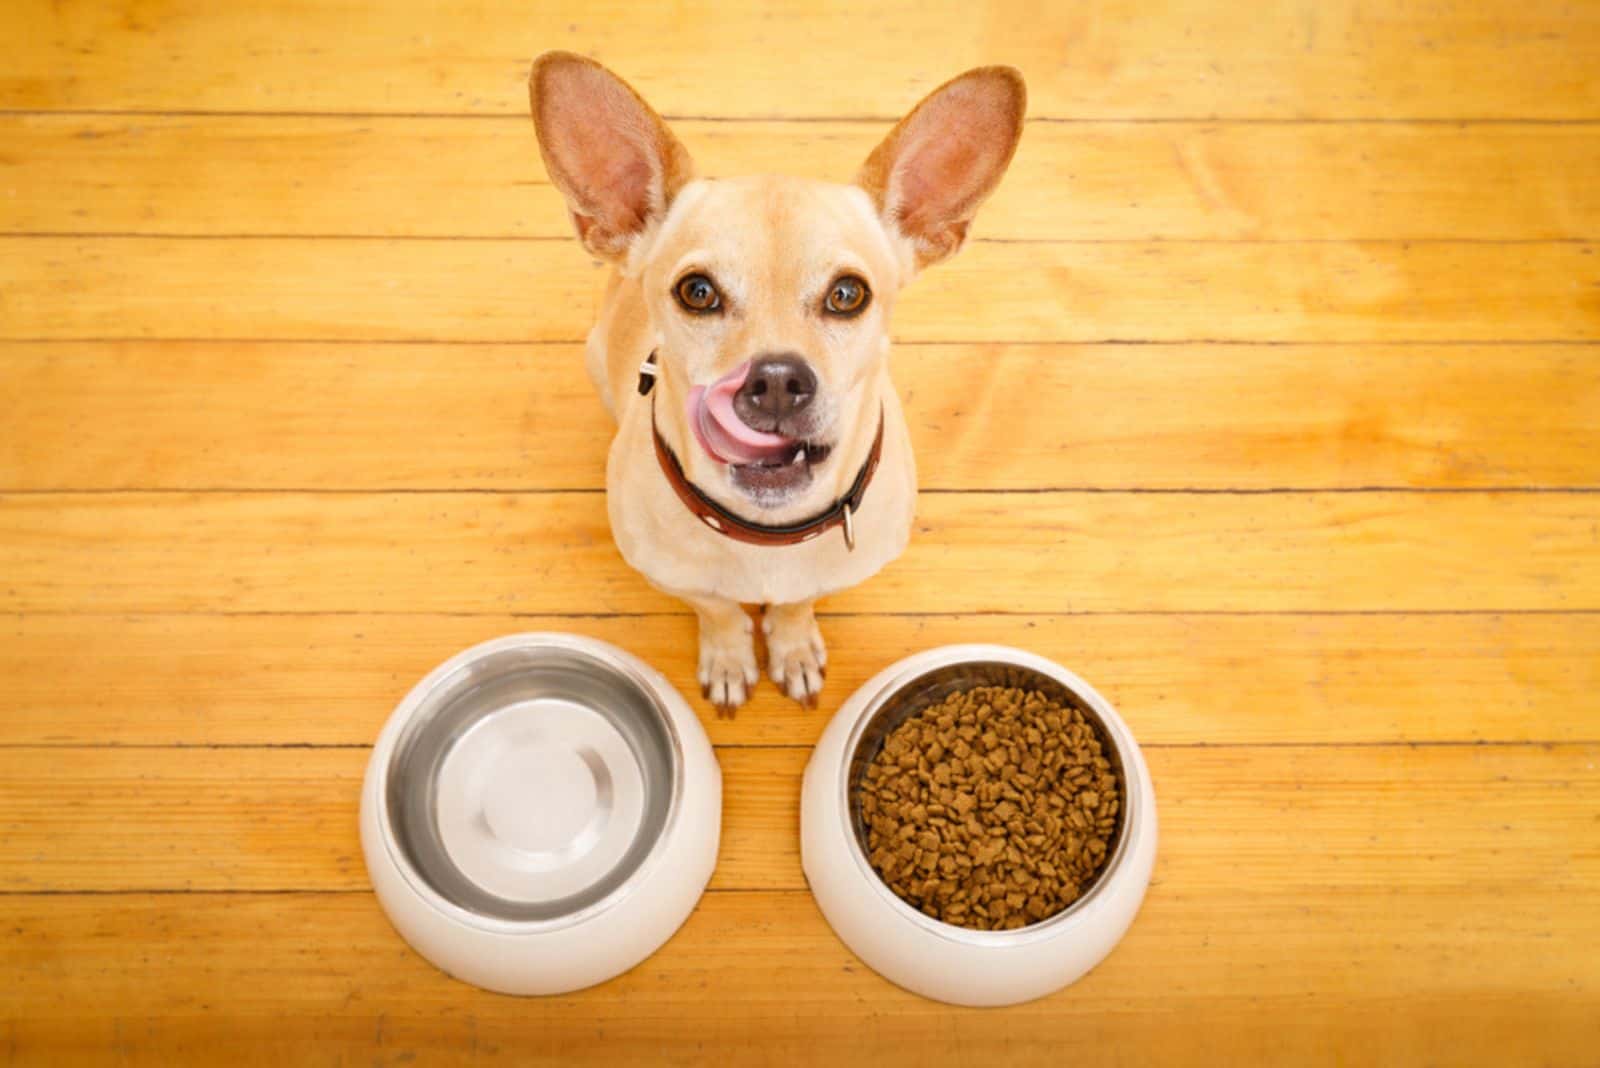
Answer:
[360,633,720,994]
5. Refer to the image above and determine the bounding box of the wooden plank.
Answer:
[6,115,1600,242]
[5,341,1598,492]
[3,237,1597,343]
[3,612,1597,748]
[1,890,1595,1066]
[1,744,1594,895]
[2,491,1597,615]
[3,0,1598,120]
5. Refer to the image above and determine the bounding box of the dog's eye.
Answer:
[824,275,870,317]
[675,273,722,314]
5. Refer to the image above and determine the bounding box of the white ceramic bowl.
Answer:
[360,633,720,995]
[802,644,1157,1007]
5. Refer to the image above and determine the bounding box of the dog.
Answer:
[528,53,1025,714]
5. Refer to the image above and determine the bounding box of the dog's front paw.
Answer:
[697,619,759,718]
[763,604,827,710]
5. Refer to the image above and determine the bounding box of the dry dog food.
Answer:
[858,685,1123,930]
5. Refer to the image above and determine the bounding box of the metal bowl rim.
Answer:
[835,644,1144,948]
[371,632,689,935]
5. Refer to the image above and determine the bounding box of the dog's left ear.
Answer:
[529,52,696,262]
[857,67,1026,269]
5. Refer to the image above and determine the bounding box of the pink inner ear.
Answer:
[539,64,663,240]
[895,129,991,235]
[887,80,1017,246]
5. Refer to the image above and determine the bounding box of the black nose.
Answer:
[733,354,817,429]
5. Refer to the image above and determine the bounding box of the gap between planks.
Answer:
[9,608,1600,617]
[3,232,1596,245]
[3,487,1597,495]
[3,232,1594,245]
[0,740,1589,751]
[5,337,1597,346]
[6,109,1600,124]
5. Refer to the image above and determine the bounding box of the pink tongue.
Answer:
[688,363,797,466]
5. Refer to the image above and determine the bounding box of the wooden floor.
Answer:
[3,1,1598,1064]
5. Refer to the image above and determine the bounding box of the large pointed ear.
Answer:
[856,67,1026,268]
[528,52,695,262]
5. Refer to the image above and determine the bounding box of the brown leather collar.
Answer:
[641,354,885,551]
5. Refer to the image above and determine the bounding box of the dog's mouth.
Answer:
[726,441,833,500]
[688,364,833,503]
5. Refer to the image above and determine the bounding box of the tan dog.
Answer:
[529,53,1024,714]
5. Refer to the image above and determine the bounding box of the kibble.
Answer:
[858,685,1123,931]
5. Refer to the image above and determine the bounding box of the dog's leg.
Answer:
[762,601,827,709]
[681,593,759,717]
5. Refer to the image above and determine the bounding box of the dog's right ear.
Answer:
[529,52,695,262]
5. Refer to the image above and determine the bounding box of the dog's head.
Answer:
[530,53,1024,512]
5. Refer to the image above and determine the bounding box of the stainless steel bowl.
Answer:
[361,634,721,995]
[802,645,1157,1005]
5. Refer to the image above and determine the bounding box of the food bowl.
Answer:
[801,645,1156,1006]
[360,633,720,995]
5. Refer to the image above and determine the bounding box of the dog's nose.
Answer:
[733,354,817,429]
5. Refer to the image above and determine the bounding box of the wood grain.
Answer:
[4,0,1598,119]
[3,490,1597,615]
[5,341,1598,492]
[3,612,1597,748]
[2,890,1595,1066]
[4,237,1597,343]
[6,115,1599,241]
[2,744,1594,894]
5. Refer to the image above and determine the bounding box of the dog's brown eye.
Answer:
[825,275,870,317]
[675,273,722,314]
